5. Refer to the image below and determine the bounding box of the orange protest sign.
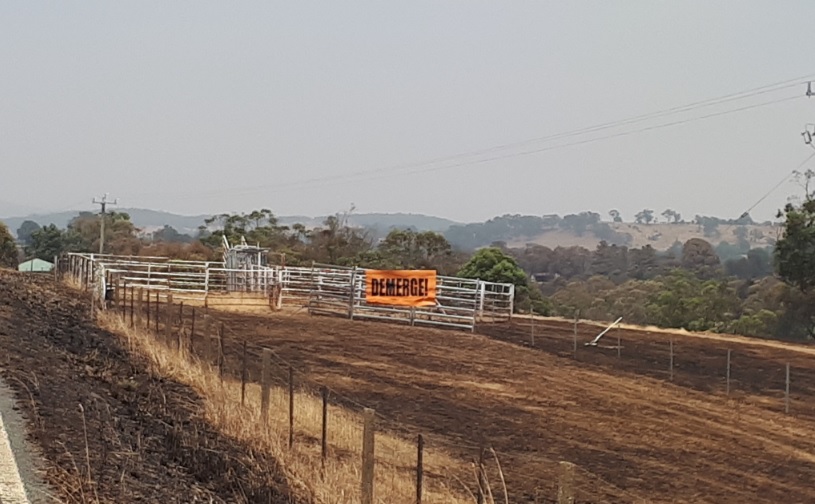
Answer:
[365,270,437,307]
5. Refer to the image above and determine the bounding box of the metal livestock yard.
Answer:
[61,252,515,331]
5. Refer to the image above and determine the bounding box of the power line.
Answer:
[264,78,808,190]
[271,93,803,190]
[738,151,815,219]
[374,95,800,177]
[126,73,815,201]
[135,93,804,202]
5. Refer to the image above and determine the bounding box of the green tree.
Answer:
[634,209,654,224]
[375,229,452,271]
[681,238,721,279]
[775,197,815,293]
[559,212,600,236]
[589,241,628,282]
[509,244,554,275]
[458,247,527,285]
[725,248,773,280]
[200,209,289,252]
[608,209,623,223]
[458,247,548,312]
[25,223,88,261]
[0,222,18,268]
[152,225,192,243]
[661,209,681,223]
[309,213,371,265]
[774,192,815,338]
[64,211,140,254]
[16,220,41,245]
[694,215,720,238]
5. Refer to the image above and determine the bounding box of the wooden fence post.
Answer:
[146,289,151,329]
[786,362,791,414]
[558,461,575,504]
[669,339,674,381]
[572,313,578,359]
[476,448,485,504]
[90,286,96,320]
[726,349,732,396]
[530,310,535,347]
[617,332,621,358]
[241,340,248,407]
[138,289,144,326]
[154,292,160,334]
[202,312,210,362]
[190,306,196,342]
[165,295,173,343]
[129,285,135,328]
[218,323,225,379]
[361,408,376,504]
[176,333,183,357]
[348,268,358,320]
[321,386,328,468]
[416,434,424,504]
[120,280,126,318]
[261,349,271,424]
[288,365,295,449]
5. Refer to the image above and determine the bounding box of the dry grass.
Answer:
[98,312,497,504]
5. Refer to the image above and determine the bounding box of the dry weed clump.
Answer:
[99,312,496,504]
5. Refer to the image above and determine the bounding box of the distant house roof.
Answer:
[18,258,54,273]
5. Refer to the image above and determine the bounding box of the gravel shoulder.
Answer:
[0,378,51,504]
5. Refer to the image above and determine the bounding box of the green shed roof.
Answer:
[18,258,54,272]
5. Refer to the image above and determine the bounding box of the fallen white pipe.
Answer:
[585,316,623,346]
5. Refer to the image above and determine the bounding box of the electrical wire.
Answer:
[123,74,814,201]
[283,93,803,188]
[738,151,815,219]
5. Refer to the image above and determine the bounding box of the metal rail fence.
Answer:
[61,252,515,331]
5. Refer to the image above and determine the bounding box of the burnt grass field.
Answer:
[174,304,815,504]
[7,269,815,503]
[0,271,292,504]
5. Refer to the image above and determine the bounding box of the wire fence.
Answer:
[110,285,639,504]
[483,314,813,419]
[57,252,815,503]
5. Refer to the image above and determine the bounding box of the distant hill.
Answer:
[505,222,781,251]
[0,208,781,253]
[0,209,210,237]
[0,209,459,238]
[346,213,458,232]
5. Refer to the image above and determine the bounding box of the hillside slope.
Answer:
[1,209,459,237]
[507,222,779,250]
[0,271,290,503]
[208,308,815,503]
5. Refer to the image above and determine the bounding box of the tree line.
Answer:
[442,211,773,250]
[2,193,814,340]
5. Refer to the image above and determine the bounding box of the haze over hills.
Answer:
[0,209,460,238]
[1,206,781,255]
[506,222,779,251]
[1,209,211,237]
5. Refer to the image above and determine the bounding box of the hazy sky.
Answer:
[2,1,815,223]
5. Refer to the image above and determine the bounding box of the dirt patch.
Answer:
[0,272,292,503]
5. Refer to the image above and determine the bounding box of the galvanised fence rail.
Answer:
[60,252,515,331]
